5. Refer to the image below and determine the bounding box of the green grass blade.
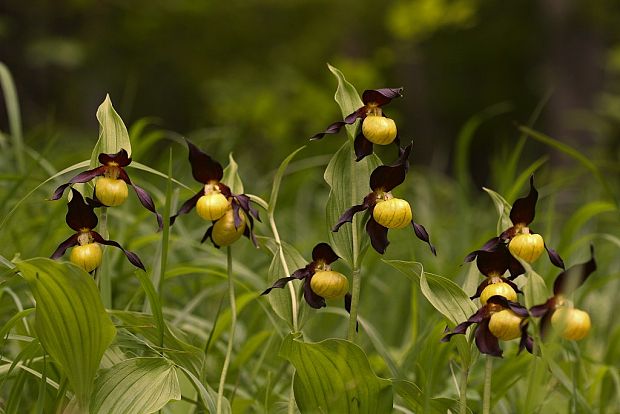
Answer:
[0,62,25,173]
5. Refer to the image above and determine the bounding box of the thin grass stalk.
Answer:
[482,356,493,414]
[217,246,236,414]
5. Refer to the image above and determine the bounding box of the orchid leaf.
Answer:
[91,94,131,168]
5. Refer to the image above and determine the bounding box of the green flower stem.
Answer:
[217,246,236,414]
[157,150,173,348]
[482,356,493,414]
[96,206,112,308]
[347,186,362,341]
[268,213,299,332]
[459,365,469,414]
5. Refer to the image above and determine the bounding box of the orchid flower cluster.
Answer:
[443,179,596,357]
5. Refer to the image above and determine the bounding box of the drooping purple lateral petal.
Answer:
[354,133,374,162]
[260,276,298,295]
[545,244,565,270]
[475,319,503,357]
[51,234,79,259]
[361,88,403,106]
[242,214,259,248]
[441,307,489,342]
[66,189,98,231]
[119,170,163,230]
[464,237,501,262]
[170,190,204,225]
[529,298,554,318]
[201,225,215,246]
[367,217,389,254]
[393,140,412,170]
[518,324,534,355]
[552,246,596,296]
[509,175,538,226]
[506,279,523,295]
[311,108,365,140]
[311,243,339,264]
[231,200,243,229]
[412,221,436,255]
[332,203,369,232]
[507,254,526,279]
[50,166,107,200]
[470,278,492,300]
[91,232,145,271]
[343,293,359,332]
[186,139,223,184]
[99,149,131,167]
[303,277,326,309]
[234,194,260,221]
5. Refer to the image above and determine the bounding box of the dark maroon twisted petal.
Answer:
[518,323,534,355]
[170,190,204,226]
[464,237,502,263]
[545,244,565,270]
[50,166,107,201]
[441,306,488,342]
[553,246,596,295]
[201,225,215,246]
[332,203,369,232]
[186,139,223,184]
[475,319,503,357]
[311,107,366,140]
[509,175,538,226]
[412,221,436,255]
[303,275,326,309]
[354,133,374,161]
[311,243,339,264]
[91,231,145,271]
[118,169,163,230]
[51,234,80,259]
[361,88,403,106]
[366,217,389,254]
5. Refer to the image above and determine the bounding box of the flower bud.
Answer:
[70,243,103,272]
[196,193,230,221]
[96,177,129,207]
[373,198,412,229]
[362,115,398,145]
[488,309,523,341]
[551,307,591,340]
[212,209,246,246]
[480,282,517,305]
[509,233,544,263]
[310,270,349,299]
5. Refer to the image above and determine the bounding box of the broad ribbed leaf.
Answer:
[327,64,364,139]
[90,357,181,414]
[384,260,476,325]
[17,258,116,410]
[279,333,392,414]
[393,379,471,414]
[483,187,512,234]
[221,153,244,194]
[262,237,307,327]
[325,141,380,267]
[91,94,131,168]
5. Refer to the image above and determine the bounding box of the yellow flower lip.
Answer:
[489,309,523,341]
[480,282,517,305]
[310,270,349,300]
[196,192,230,221]
[551,307,591,340]
[211,209,246,247]
[509,232,544,263]
[373,198,412,229]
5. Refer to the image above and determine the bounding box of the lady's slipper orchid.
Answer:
[169,139,260,247]
[442,295,533,357]
[50,149,162,229]
[466,176,564,269]
[51,189,145,272]
[332,143,435,255]
[530,247,596,340]
[466,242,524,303]
[261,243,349,310]
[311,88,403,161]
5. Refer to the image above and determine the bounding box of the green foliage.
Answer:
[91,95,132,167]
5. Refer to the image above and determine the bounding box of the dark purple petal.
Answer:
[302,277,326,309]
[91,232,145,271]
[231,201,243,229]
[119,170,163,230]
[201,225,215,246]
[486,295,529,317]
[475,319,503,357]
[332,203,369,232]
[66,189,98,231]
[186,139,223,184]
[393,140,412,171]
[51,234,79,259]
[366,217,389,254]
[354,133,374,162]
[50,166,107,200]
[311,108,365,140]
[311,243,339,264]
[509,175,538,226]
[170,190,204,225]
[260,277,298,295]
[369,142,413,191]
[529,298,554,318]
[476,247,510,277]
[518,323,534,355]
[361,88,403,106]
[242,213,259,248]
[507,254,526,279]
[412,221,436,255]
[552,246,596,296]
[499,226,519,241]
[441,307,489,342]
[470,278,492,300]
[505,279,523,295]
[344,293,359,332]
[99,149,131,167]
[545,244,565,270]
[234,194,260,221]
[464,237,501,262]
[344,107,367,124]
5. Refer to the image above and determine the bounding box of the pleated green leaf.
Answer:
[280,333,393,414]
[393,379,471,414]
[90,357,181,414]
[483,187,512,235]
[91,94,131,168]
[16,258,116,410]
[325,141,380,267]
[327,64,363,139]
[222,153,244,194]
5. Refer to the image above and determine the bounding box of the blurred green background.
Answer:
[2,0,619,182]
